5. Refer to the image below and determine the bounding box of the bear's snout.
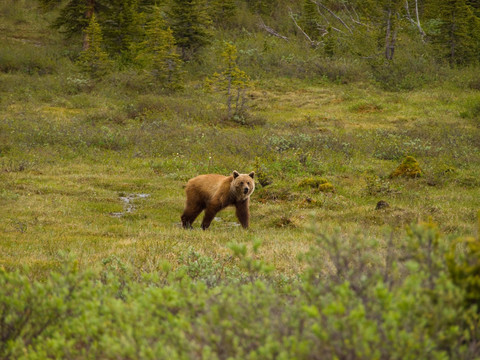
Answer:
[243,187,249,194]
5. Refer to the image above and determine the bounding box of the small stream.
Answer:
[110,193,150,218]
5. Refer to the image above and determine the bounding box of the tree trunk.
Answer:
[449,11,456,65]
[385,9,397,60]
[226,75,232,118]
[83,0,96,50]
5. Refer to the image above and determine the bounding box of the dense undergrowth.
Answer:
[2,223,480,360]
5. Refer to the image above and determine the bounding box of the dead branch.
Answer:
[258,17,289,41]
[312,0,353,34]
[288,9,321,47]
[343,3,368,27]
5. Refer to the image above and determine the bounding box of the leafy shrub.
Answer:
[447,215,480,308]
[1,223,480,359]
[365,175,394,195]
[460,97,480,120]
[318,181,335,193]
[0,158,36,173]
[255,184,295,202]
[368,56,432,91]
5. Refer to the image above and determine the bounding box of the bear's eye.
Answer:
[240,181,244,185]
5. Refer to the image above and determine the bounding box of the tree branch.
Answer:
[312,0,353,34]
[288,9,320,47]
[258,17,289,41]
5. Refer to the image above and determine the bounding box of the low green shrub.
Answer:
[447,215,480,308]
[1,223,478,359]
[368,55,433,91]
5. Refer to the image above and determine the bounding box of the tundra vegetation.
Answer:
[1,0,480,358]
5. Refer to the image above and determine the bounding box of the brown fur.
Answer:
[181,171,255,229]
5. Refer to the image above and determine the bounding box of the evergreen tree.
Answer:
[77,13,112,78]
[302,0,321,40]
[135,7,183,89]
[100,0,143,61]
[244,0,276,16]
[39,0,107,50]
[208,0,237,28]
[324,26,335,57]
[467,0,480,16]
[432,0,480,64]
[168,0,213,60]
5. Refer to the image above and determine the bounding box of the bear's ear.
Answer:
[233,170,240,178]
[248,171,255,179]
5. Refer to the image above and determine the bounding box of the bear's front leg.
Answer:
[235,199,250,229]
[201,203,221,230]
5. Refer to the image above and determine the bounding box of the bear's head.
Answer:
[231,170,255,201]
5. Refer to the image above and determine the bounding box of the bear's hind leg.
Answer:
[181,203,204,229]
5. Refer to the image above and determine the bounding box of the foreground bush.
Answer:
[1,223,479,359]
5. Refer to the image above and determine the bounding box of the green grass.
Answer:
[1,74,480,278]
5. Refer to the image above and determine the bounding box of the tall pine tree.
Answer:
[301,0,321,40]
[39,0,107,50]
[432,0,480,64]
[135,7,183,90]
[359,0,404,60]
[100,0,143,62]
[208,0,236,28]
[168,0,213,60]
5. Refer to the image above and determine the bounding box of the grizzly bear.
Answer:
[181,171,255,230]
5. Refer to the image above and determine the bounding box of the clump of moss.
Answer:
[298,177,329,189]
[390,156,422,178]
[318,181,335,193]
[299,177,335,193]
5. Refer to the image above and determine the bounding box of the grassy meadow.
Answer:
[2,65,480,277]
[2,1,480,358]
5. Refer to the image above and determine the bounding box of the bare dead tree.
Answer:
[385,9,398,60]
[405,0,426,41]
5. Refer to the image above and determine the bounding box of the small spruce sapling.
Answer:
[77,14,113,78]
[206,42,252,121]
